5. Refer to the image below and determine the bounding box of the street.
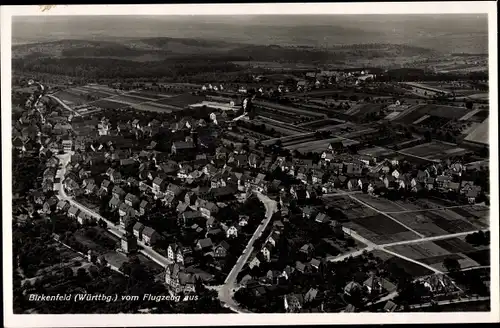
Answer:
[217,191,277,313]
[55,153,172,268]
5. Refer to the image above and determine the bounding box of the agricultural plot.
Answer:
[390,213,450,237]
[81,84,119,94]
[128,91,174,99]
[155,93,205,108]
[257,109,300,124]
[465,118,489,145]
[255,100,325,118]
[107,94,150,105]
[53,91,88,105]
[286,137,359,153]
[346,103,385,118]
[399,141,470,161]
[299,119,344,129]
[387,241,481,272]
[395,104,471,125]
[384,257,435,277]
[132,103,173,113]
[92,99,128,110]
[348,214,421,244]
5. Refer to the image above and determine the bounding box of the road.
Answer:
[218,191,277,313]
[408,296,490,310]
[48,94,82,117]
[55,153,172,268]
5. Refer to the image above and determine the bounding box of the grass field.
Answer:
[108,94,150,105]
[92,99,128,110]
[155,94,205,108]
[465,118,489,145]
[53,91,88,105]
[387,240,481,272]
[399,141,470,161]
[128,91,175,99]
[131,103,173,113]
[396,104,472,125]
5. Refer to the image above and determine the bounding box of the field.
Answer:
[354,194,489,238]
[91,99,128,110]
[395,104,472,125]
[255,100,325,118]
[131,102,173,113]
[155,94,205,108]
[386,240,483,272]
[399,141,470,161]
[285,137,359,153]
[107,94,150,105]
[53,91,88,105]
[345,103,386,118]
[465,118,489,146]
[257,108,303,124]
[128,91,174,99]
[297,119,344,129]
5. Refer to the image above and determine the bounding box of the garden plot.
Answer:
[127,91,174,99]
[132,103,173,113]
[92,99,128,110]
[390,212,450,237]
[108,95,149,105]
[399,141,469,161]
[345,214,421,244]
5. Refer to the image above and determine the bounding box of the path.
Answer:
[55,153,172,268]
[218,191,277,313]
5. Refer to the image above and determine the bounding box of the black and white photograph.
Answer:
[1,2,498,327]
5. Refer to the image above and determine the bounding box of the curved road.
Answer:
[55,153,172,267]
[218,192,277,313]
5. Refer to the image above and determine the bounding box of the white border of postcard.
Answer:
[2,2,499,327]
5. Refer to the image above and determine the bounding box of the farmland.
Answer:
[106,94,151,105]
[345,103,386,118]
[285,137,359,153]
[297,118,345,129]
[127,90,174,99]
[399,141,471,161]
[131,102,173,113]
[155,94,205,108]
[255,100,325,118]
[386,239,484,272]
[395,104,472,125]
[465,118,489,146]
[91,99,128,110]
[353,194,489,238]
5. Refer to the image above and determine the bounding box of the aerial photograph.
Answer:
[10,13,491,315]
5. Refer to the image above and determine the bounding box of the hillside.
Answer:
[13,37,439,63]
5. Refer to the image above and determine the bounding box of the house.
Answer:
[67,206,80,218]
[42,196,58,214]
[142,226,159,246]
[214,241,230,258]
[77,211,92,225]
[133,222,145,240]
[425,177,435,190]
[261,243,274,261]
[284,294,303,313]
[197,199,219,219]
[249,256,261,269]
[171,141,196,155]
[152,177,166,194]
[299,243,314,260]
[112,186,126,199]
[302,206,315,219]
[239,215,249,227]
[315,212,331,224]
[109,197,121,210]
[124,193,140,207]
[466,188,480,204]
[196,238,213,252]
[226,225,239,238]
[139,200,151,215]
[383,300,398,312]
[56,200,70,212]
[304,287,319,304]
[344,281,361,296]
[110,171,122,183]
[309,258,322,271]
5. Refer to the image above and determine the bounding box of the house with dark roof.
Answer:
[133,222,145,240]
[196,238,213,252]
[214,241,230,258]
[124,193,140,207]
[142,226,159,246]
[67,206,80,218]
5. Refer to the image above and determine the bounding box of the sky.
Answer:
[12,14,488,53]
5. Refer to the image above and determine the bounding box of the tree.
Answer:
[465,100,474,110]
[443,258,461,273]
